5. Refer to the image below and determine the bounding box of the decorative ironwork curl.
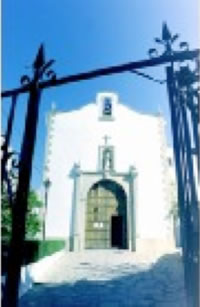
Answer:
[45,69,57,81]
[20,45,57,85]
[180,42,189,51]
[9,152,20,180]
[20,75,31,85]
[148,48,158,59]
[1,137,20,206]
[175,54,200,94]
[148,22,191,58]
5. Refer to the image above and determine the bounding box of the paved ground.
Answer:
[19,250,187,307]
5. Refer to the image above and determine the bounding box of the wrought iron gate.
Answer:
[1,24,199,307]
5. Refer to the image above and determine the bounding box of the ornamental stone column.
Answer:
[70,163,81,251]
[129,166,137,251]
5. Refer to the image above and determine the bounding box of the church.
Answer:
[43,92,175,252]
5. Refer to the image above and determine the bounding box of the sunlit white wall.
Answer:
[44,93,172,242]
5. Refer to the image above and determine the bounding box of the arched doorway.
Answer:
[85,179,127,249]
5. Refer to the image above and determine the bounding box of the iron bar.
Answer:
[130,69,166,84]
[166,65,189,299]
[166,66,186,244]
[166,65,200,307]
[177,100,194,307]
[1,95,18,184]
[2,50,199,98]
[2,45,56,307]
[187,90,199,173]
[2,85,42,307]
[179,91,199,307]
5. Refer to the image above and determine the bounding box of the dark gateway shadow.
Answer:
[19,253,187,307]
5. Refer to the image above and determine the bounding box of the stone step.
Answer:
[30,249,181,284]
[20,250,187,307]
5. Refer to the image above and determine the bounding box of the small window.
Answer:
[103,97,112,116]
[97,93,117,121]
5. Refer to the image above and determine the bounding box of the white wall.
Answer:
[44,93,172,243]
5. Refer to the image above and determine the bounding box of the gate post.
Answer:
[2,45,55,307]
[166,64,200,307]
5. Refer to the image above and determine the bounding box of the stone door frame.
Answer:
[70,166,137,252]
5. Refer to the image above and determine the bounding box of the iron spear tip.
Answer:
[162,22,172,41]
[33,44,45,70]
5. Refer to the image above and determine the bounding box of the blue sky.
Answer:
[2,0,199,189]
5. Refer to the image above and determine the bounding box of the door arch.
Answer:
[85,179,127,249]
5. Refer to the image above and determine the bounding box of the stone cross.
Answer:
[103,135,111,146]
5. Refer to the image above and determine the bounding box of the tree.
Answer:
[1,191,12,241]
[1,189,43,241]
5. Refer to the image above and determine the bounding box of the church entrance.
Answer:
[85,179,127,249]
[111,216,123,248]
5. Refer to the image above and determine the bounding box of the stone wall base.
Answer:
[65,236,176,253]
[136,238,176,254]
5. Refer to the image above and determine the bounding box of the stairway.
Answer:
[20,249,187,307]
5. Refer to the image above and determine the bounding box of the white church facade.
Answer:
[43,92,175,252]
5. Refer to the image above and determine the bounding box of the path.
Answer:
[19,249,187,307]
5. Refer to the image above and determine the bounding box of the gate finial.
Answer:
[149,22,181,57]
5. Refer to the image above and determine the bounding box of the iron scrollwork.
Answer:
[148,22,191,58]
[1,136,20,206]
[20,44,57,87]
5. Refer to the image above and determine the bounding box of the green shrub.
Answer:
[2,239,66,269]
[23,239,66,265]
[1,190,42,241]
[38,240,65,259]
